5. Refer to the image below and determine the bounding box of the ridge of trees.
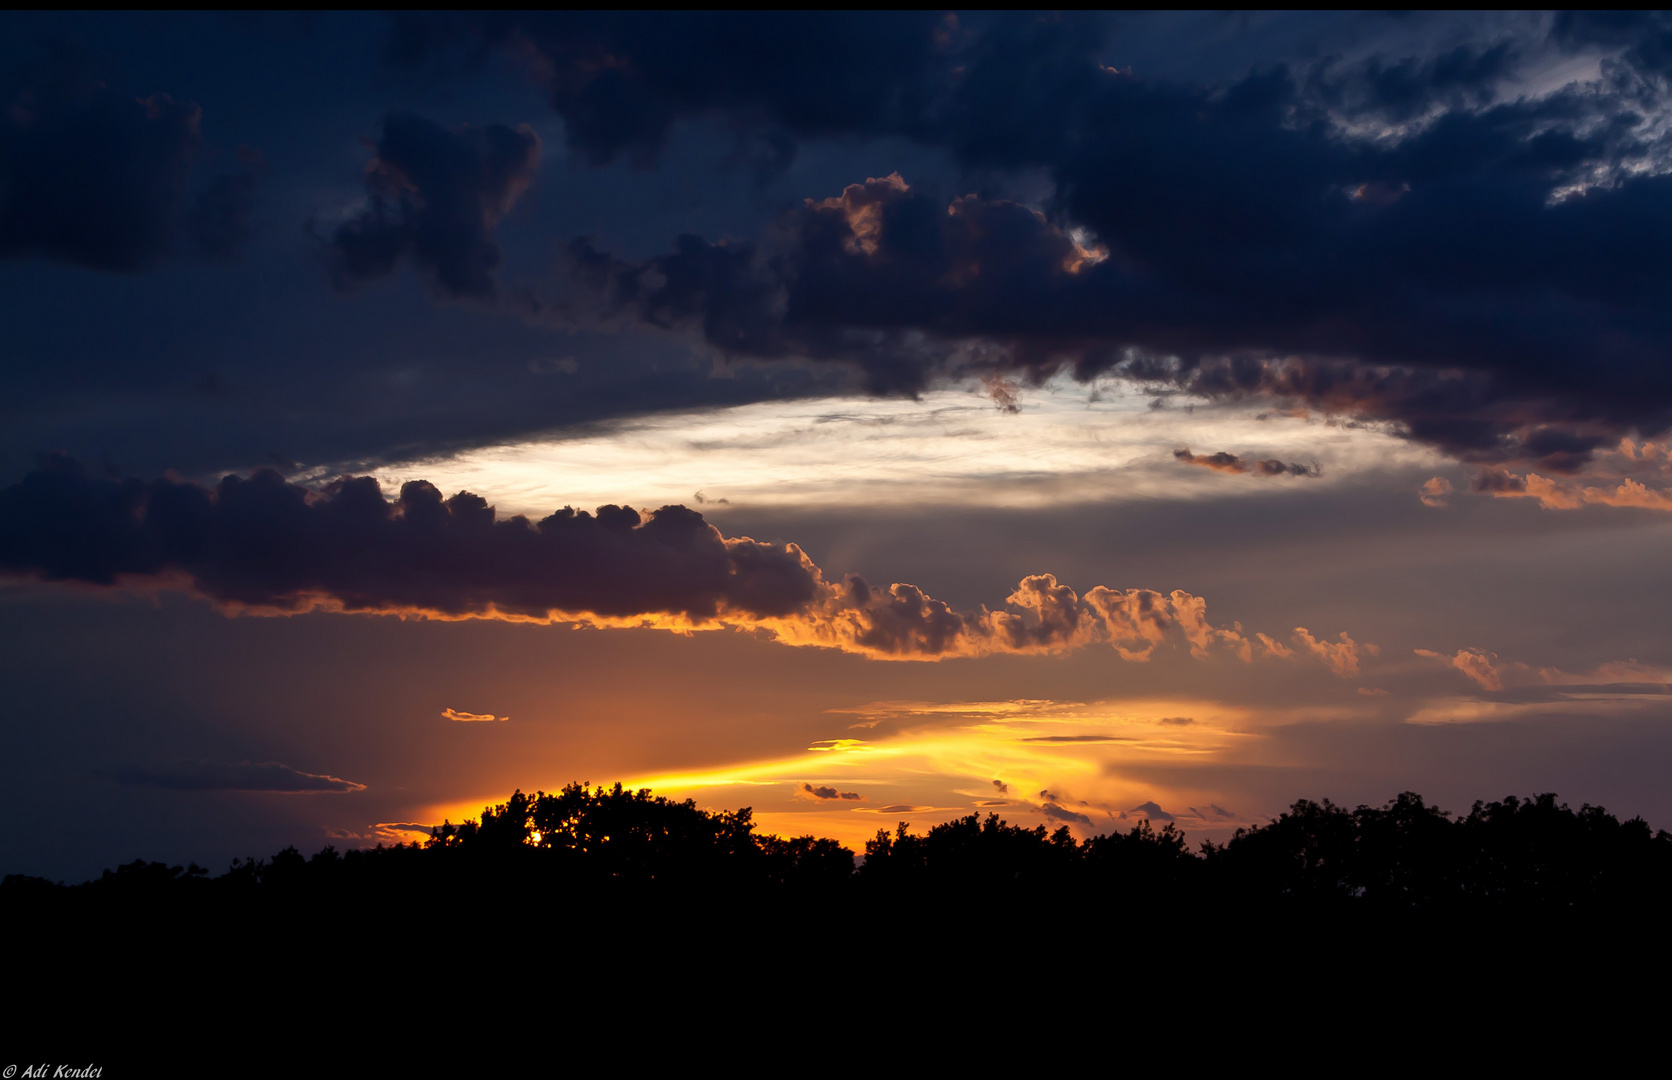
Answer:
[7,783,1670,911]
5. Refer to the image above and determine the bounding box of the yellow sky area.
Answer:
[420,697,1265,852]
[340,377,1440,517]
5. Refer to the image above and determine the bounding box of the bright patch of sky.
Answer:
[341,378,1443,515]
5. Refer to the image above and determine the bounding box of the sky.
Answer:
[3,11,1672,879]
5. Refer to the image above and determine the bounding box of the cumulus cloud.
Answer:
[802,783,862,801]
[0,456,1364,668]
[1293,627,1375,677]
[1416,647,1505,691]
[1473,469,1672,512]
[442,708,506,722]
[332,112,540,300]
[1419,476,1455,507]
[116,760,365,793]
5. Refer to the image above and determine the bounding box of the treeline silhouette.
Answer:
[10,784,1669,909]
[8,785,1669,1078]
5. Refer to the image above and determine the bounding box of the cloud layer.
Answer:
[0,456,1368,668]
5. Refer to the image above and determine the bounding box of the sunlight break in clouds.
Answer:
[347,378,1441,517]
[514,698,1270,851]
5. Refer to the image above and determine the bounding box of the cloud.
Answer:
[116,760,365,793]
[332,112,540,300]
[1419,476,1455,507]
[1293,627,1374,678]
[1156,716,1194,726]
[1416,647,1505,691]
[0,48,206,271]
[513,13,1672,464]
[1175,449,1320,478]
[1020,734,1128,744]
[442,708,506,722]
[802,783,862,801]
[1040,801,1094,826]
[0,456,1365,668]
[1126,801,1175,823]
[992,780,1009,794]
[1473,470,1672,512]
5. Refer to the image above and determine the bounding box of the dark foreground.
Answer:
[7,785,1668,1078]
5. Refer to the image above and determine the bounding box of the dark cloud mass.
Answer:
[332,112,539,300]
[0,53,204,271]
[493,11,1672,464]
[0,454,816,623]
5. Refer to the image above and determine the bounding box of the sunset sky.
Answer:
[4,11,1672,880]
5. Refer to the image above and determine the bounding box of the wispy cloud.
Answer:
[117,760,365,794]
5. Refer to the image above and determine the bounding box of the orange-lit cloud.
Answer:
[1174,447,1320,478]
[1293,627,1375,677]
[1419,476,1454,507]
[442,708,507,722]
[1415,647,1504,691]
[1,460,1376,671]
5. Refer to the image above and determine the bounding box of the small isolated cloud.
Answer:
[1358,686,1391,696]
[1127,801,1175,822]
[873,804,920,814]
[977,800,1009,807]
[1021,734,1128,743]
[992,779,1009,794]
[1420,476,1455,507]
[1156,716,1194,726]
[442,707,507,722]
[1188,804,1239,822]
[1175,449,1319,477]
[802,782,862,801]
[1415,647,1504,691]
[1041,801,1094,826]
[117,760,365,793]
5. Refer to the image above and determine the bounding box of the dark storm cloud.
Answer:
[388,12,950,169]
[116,760,365,793]
[331,112,540,301]
[475,11,1672,463]
[0,47,206,271]
[0,455,817,622]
